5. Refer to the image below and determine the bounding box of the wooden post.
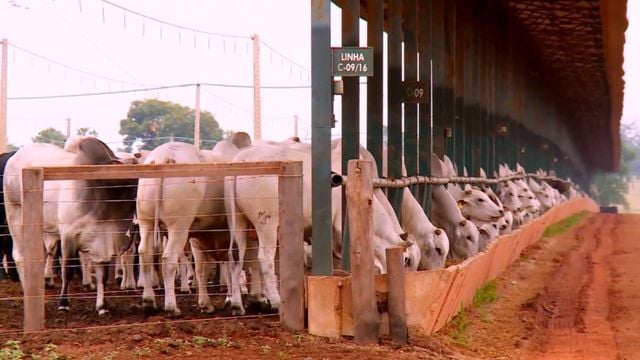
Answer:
[386,247,407,344]
[22,168,45,332]
[66,118,71,139]
[278,161,304,331]
[1,38,8,153]
[252,34,262,140]
[194,84,201,149]
[294,114,299,138]
[346,160,379,344]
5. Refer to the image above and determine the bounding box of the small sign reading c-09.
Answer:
[331,47,374,77]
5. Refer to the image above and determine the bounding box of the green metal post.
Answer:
[311,0,332,276]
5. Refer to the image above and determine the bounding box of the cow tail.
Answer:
[153,176,163,252]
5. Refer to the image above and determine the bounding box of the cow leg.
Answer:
[162,228,189,316]
[255,229,280,311]
[57,242,76,311]
[227,228,248,316]
[191,245,213,313]
[114,253,123,284]
[178,252,191,294]
[120,247,136,290]
[44,253,56,289]
[137,221,157,311]
[2,236,18,282]
[79,251,95,291]
[244,239,267,309]
[94,263,109,315]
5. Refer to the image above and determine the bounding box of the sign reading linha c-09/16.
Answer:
[331,47,374,77]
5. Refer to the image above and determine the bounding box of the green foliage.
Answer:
[32,127,66,146]
[6,144,20,152]
[450,308,470,345]
[543,211,588,237]
[77,127,98,137]
[119,99,224,152]
[473,281,497,307]
[592,124,637,209]
[0,340,24,360]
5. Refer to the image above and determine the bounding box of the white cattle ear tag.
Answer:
[457,200,465,210]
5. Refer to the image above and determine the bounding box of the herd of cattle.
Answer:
[0,133,583,319]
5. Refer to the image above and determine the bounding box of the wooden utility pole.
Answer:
[194,83,201,149]
[252,34,261,140]
[294,114,299,138]
[66,118,71,138]
[1,38,8,153]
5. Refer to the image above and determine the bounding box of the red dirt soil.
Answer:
[1,213,639,359]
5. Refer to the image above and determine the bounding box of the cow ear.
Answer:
[457,200,466,210]
[399,232,409,241]
[464,184,472,192]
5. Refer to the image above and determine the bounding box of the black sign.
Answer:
[402,81,428,103]
[331,47,374,77]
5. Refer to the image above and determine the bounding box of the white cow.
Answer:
[440,156,503,227]
[376,147,450,270]
[430,154,479,260]
[136,140,243,315]
[224,141,415,315]
[4,138,138,315]
[478,222,500,252]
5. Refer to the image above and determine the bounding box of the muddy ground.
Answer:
[1,212,638,359]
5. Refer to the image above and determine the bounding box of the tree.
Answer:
[32,127,66,147]
[592,125,637,209]
[77,127,98,137]
[7,144,20,152]
[119,99,224,152]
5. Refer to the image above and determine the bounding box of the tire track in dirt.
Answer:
[530,214,617,359]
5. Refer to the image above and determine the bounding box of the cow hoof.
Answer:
[45,282,56,290]
[165,309,182,318]
[82,284,95,292]
[199,306,215,314]
[98,308,109,316]
[57,305,70,312]
[231,305,245,317]
[142,298,156,312]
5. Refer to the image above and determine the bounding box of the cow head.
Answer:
[418,227,450,270]
[478,222,499,252]
[496,181,522,213]
[451,219,479,260]
[457,184,504,223]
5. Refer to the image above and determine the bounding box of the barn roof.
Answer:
[333,0,627,172]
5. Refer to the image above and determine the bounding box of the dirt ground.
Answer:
[1,212,639,359]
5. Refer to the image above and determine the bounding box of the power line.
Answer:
[7,83,195,100]
[39,0,142,85]
[101,0,250,40]
[7,82,312,100]
[8,42,144,87]
[259,39,310,74]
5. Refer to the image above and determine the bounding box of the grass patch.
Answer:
[473,281,498,308]
[450,308,470,345]
[543,211,588,237]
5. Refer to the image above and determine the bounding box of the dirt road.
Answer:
[2,212,639,359]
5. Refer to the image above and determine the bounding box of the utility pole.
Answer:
[1,39,8,153]
[66,118,71,138]
[194,83,201,149]
[252,34,261,141]
[294,114,299,138]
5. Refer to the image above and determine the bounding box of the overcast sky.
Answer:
[0,0,637,150]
